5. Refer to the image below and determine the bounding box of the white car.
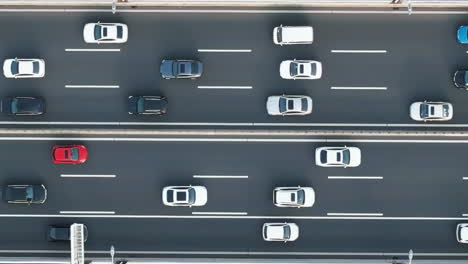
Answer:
[83,22,128,44]
[266,95,312,116]
[457,223,468,243]
[273,25,313,45]
[409,101,453,121]
[273,186,315,208]
[162,186,207,207]
[3,58,45,78]
[280,60,322,80]
[315,146,361,168]
[262,222,299,242]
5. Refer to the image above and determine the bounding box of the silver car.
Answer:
[266,95,312,116]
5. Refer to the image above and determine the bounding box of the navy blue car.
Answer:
[0,96,45,116]
[457,26,468,44]
[160,59,203,79]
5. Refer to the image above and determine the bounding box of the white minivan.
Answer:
[273,25,313,45]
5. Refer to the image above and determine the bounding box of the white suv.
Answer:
[162,186,207,207]
[273,186,315,208]
[273,25,313,45]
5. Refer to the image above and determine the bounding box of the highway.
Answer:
[0,138,467,256]
[0,12,467,126]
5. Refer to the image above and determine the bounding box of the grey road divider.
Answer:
[0,128,467,137]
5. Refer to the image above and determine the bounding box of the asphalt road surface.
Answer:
[0,138,467,256]
[0,11,467,126]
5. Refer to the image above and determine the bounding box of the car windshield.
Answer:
[11,61,19,75]
[70,148,79,161]
[297,190,305,205]
[420,104,429,118]
[443,104,450,117]
[32,62,39,74]
[279,97,287,113]
[342,149,351,165]
[283,226,291,239]
[310,63,317,75]
[137,98,145,113]
[117,26,123,38]
[290,62,298,76]
[277,28,282,43]
[301,98,308,111]
[320,150,327,163]
[25,186,33,201]
[191,63,199,74]
[188,188,196,203]
[94,25,102,40]
[11,98,18,113]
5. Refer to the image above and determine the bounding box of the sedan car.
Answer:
[48,225,88,242]
[83,22,128,43]
[453,70,468,89]
[262,222,299,242]
[266,95,312,116]
[3,58,45,78]
[273,186,315,208]
[160,60,203,79]
[409,101,453,121]
[280,60,322,80]
[2,184,47,204]
[162,186,207,207]
[52,145,88,164]
[0,96,45,116]
[457,223,468,243]
[315,146,361,168]
[128,96,167,115]
[458,26,468,44]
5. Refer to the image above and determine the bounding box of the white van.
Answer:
[273,25,313,45]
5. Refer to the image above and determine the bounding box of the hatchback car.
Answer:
[453,70,468,89]
[160,60,203,79]
[162,186,207,207]
[128,96,168,115]
[3,58,45,78]
[2,184,47,204]
[266,95,312,116]
[273,25,313,45]
[52,145,88,164]
[262,222,299,242]
[409,101,453,121]
[280,60,322,80]
[458,26,468,44]
[315,146,361,168]
[83,22,128,43]
[457,223,468,243]
[48,225,88,242]
[0,96,45,116]
[273,186,315,208]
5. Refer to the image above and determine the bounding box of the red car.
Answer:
[52,145,88,164]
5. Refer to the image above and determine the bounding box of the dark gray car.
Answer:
[2,184,47,204]
[0,96,45,116]
[454,70,468,89]
[160,60,203,79]
[128,96,168,115]
[48,225,88,242]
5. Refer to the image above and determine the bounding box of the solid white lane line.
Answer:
[331,50,387,53]
[328,176,383,180]
[198,49,252,53]
[197,86,252,89]
[65,85,119,89]
[60,174,116,178]
[193,175,248,179]
[65,48,120,52]
[192,212,248,215]
[59,211,115,214]
[331,86,387,90]
[463,177,468,180]
[327,213,383,216]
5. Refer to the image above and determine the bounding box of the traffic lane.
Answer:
[0,217,464,254]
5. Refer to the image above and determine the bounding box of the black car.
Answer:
[2,184,47,204]
[454,70,468,89]
[48,225,88,242]
[160,59,203,79]
[128,96,168,115]
[0,96,45,116]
